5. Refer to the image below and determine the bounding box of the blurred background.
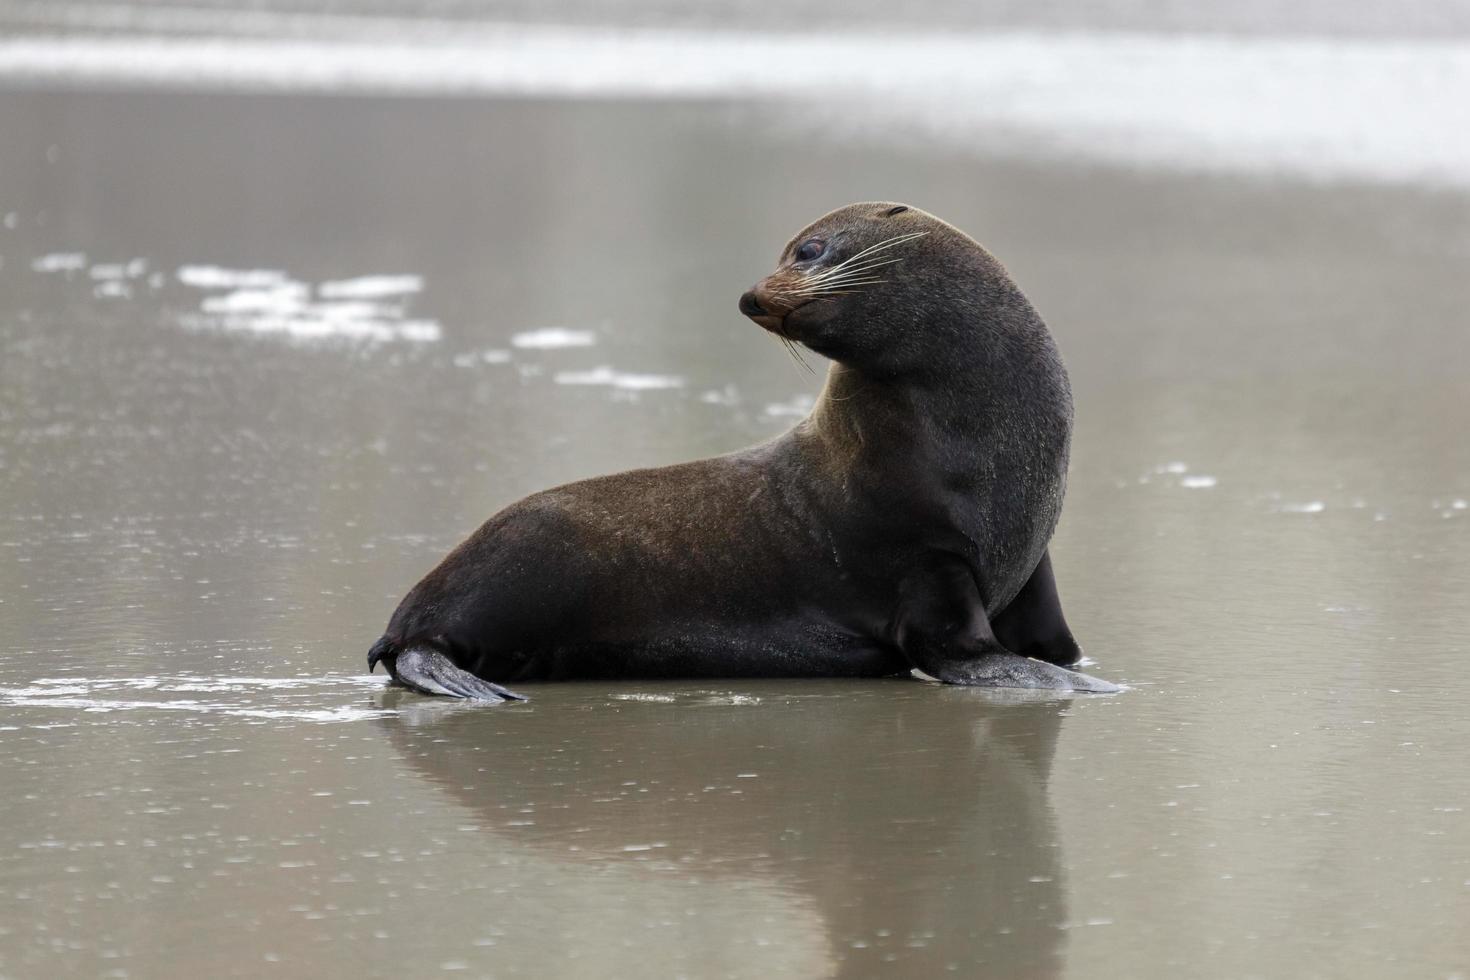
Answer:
[1,3,1468,978]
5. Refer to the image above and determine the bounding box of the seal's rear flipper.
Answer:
[990,551,1083,667]
[933,654,1121,694]
[371,643,527,703]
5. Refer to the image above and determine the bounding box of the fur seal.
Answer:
[368,202,1119,700]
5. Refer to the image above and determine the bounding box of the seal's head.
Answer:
[740,202,1028,376]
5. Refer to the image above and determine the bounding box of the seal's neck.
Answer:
[807,366,931,459]
[811,324,1067,447]
[799,310,1072,507]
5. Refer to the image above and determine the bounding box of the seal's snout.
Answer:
[740,287,787,333]
[739,285,787,333]
[738,289,767,318]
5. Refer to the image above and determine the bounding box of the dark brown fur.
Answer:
[369,203,1118,699]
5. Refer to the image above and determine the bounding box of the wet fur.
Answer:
[370,203,1115,696]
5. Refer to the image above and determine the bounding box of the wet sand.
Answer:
[2,90,1469,978]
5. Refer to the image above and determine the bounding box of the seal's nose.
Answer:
[738,290,767,318]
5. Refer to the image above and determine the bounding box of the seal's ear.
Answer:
[884,205,909,217]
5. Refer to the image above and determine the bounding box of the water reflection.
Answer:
[3,81,1468,979]
[380,683,1073,977]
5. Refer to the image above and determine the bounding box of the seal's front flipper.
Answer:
[371,643,527,703]
[929,653,1121,693]
[894,554,1120,694]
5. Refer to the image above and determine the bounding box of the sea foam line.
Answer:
[0,27,1468,186]
[1,674,394,723]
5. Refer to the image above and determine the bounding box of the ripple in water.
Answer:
[0,674,394,723]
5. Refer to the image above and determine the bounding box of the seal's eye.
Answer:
[794,239,826,263]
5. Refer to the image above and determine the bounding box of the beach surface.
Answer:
[2,8,1469,978]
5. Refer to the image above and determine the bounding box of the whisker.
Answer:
[831,231,927,269]
[803,254,905,279]
[779,335,816,374]
[809,231,927,282]
[799,256,905,287]
[792,278,889,296]
[799,269,895,290]
[803,274,891,288]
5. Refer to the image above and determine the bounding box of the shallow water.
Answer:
[2,88,1469,978]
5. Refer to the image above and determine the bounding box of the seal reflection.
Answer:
[378,682,1072,977]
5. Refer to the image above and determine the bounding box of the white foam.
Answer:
[32,252,87,273]
[3,674,394,723]
[452,348,513,367]
[93,280,131,299]
[553,365,684,390]
[511,327,597,349]
[1,696,392,723]
[1280,500,1327,514]
[1,27,1467,187]
[28,674,387,691]
[199,283,309,313]
[177,265,289,289]
[1180,475,1218,488]
[318,274,423,299]
[89,259,146,280]
[225,706,394,722]
[700,385,740,406]
[394,321,442,342]
[185,310,439,343]
[177,272,441,344]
